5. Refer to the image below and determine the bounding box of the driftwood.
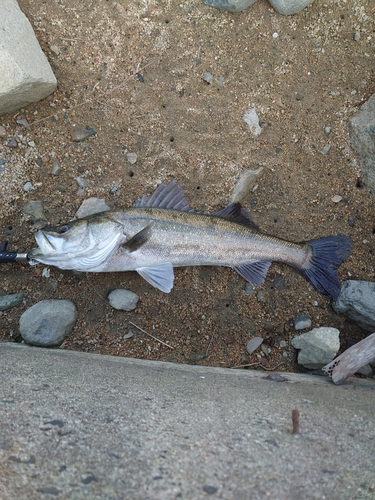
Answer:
[322,332,375,385]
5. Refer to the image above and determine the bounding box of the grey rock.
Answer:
[21,200,46,221]
[201,0,257,12]
[356,364,373,377]
[108,289,139,312]
[279,340,287,348]
[243,108,262,136]
[246,336,263,355]
[0,125,6,136]
[333,280,375,332]
[75,197,111,218]
[324,126,331,136]
[353,32,361,41]
[243,283,255,295]
[71,125,96,142]
[320,144,331,155]
[19,299,77,347]
[203,72,213,84]
[126,152,138,164]
[6,138,17,148]
[348,94,375,192]
[0,0,57,116]
[51,158,62,176]
[75,176,88,188]
[294,315,311,330]
[257,290,267,304]
[229,166,264,204]
[0,292,24,311]
[268,0,314,15]
[23,181,32,192]
[292,327,340,369]
[16,118,30,130]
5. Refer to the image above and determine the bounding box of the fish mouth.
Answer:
[31,230,57,256]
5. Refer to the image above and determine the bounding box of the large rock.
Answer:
[333,280,375,332]
[348,94,375,193]
[268,0,315,15]
[291,327,340,369]
[19,300,77,347]
[0,0,57,116]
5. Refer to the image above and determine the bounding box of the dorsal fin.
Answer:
[133,180,193,212]
[216,203,259,231]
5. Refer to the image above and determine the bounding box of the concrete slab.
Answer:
[0,343,374,500]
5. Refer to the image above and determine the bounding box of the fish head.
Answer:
[29,215,124,271]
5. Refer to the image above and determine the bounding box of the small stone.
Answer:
[203,72,213,84]
[224,335,235,345]
[292,327,340,369]
[256,290,267,304]
[229,166,264,204]
[268,0,314,15]
[19,300,77,347]
[108,289,139,311]
[7,138,18,148]
[202,485,218,495]
[201,0,257,12]
[356,364,373,376]
[16,118,31,130]
[353,32,360,41]
[320,145,331,155]
[0,159,5,165]
[246,337,263,355]
[127,153,138,164]
[324,126,331,136]
[331,195,342,203]
[75,177,88,188]
[243,283,254,295]
[28,140,35,147]
[0,125,6,136]
[0,293,24,311]
[279,340,287,348]
[21,200,46,221]
[294,315,311,330]
[23,182,32,192]
[123,330,134,339]
[50,45,60,55]
[71,125,96,142]
[243,108,262,136]
[76,198,111,218]
[51,158,62,176]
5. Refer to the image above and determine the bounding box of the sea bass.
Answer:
[29,181,352,299]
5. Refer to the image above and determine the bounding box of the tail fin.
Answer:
[296,235,352,300]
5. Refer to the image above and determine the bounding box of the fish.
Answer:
[29,180,352,299]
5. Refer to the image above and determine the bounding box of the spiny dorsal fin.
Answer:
[133,180,193,212]
[216,203,259,231]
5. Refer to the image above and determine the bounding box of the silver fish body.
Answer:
[29,181,351,298]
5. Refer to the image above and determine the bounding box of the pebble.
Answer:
[294,315,311,330]
[246,336,263,355]
[291,327,340,369]
[203,72,213,84]
[7,138,18,148]
[0,158,5,165]
[331,195,342,203]
[123,330,134,339]
[333,280,375,332]
[0,125,6,136]
[16,118,31,130]
[243,108,262,136]
[324,126,331,136]
[201,0,256,12]
[51,158,62,175]
[71,125,96,142]
[228,166,264,204]
[243,283,254,295]
[127,153,138,164]
[50,45,60,55]
[75,177,88,188]
[0,293,24,311]
[108,289,139,311]
[23,182,33,192]
[256,290,267,304]
[320,145,331,155]
[19,300,77,347]
[28,140,35,147]
[279,340,287,348]
[21,200,46,221]
[353,32,361,41]
[76,198,111,218]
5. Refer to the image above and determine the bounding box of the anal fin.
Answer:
[137,262,174,293]
[233,261,272,285]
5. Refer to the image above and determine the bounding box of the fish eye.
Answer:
[58,225,70,234]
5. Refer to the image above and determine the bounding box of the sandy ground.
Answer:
[1,0,374,373]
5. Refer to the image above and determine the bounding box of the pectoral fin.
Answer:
[123,224,153,252]
[137,263,174,293]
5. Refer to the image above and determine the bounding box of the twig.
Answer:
[205,329,215,357]
[231,361,284,371]
[129,321,173,350]
[291,409,300,435]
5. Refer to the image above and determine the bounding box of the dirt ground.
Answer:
[1,0,374,373]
